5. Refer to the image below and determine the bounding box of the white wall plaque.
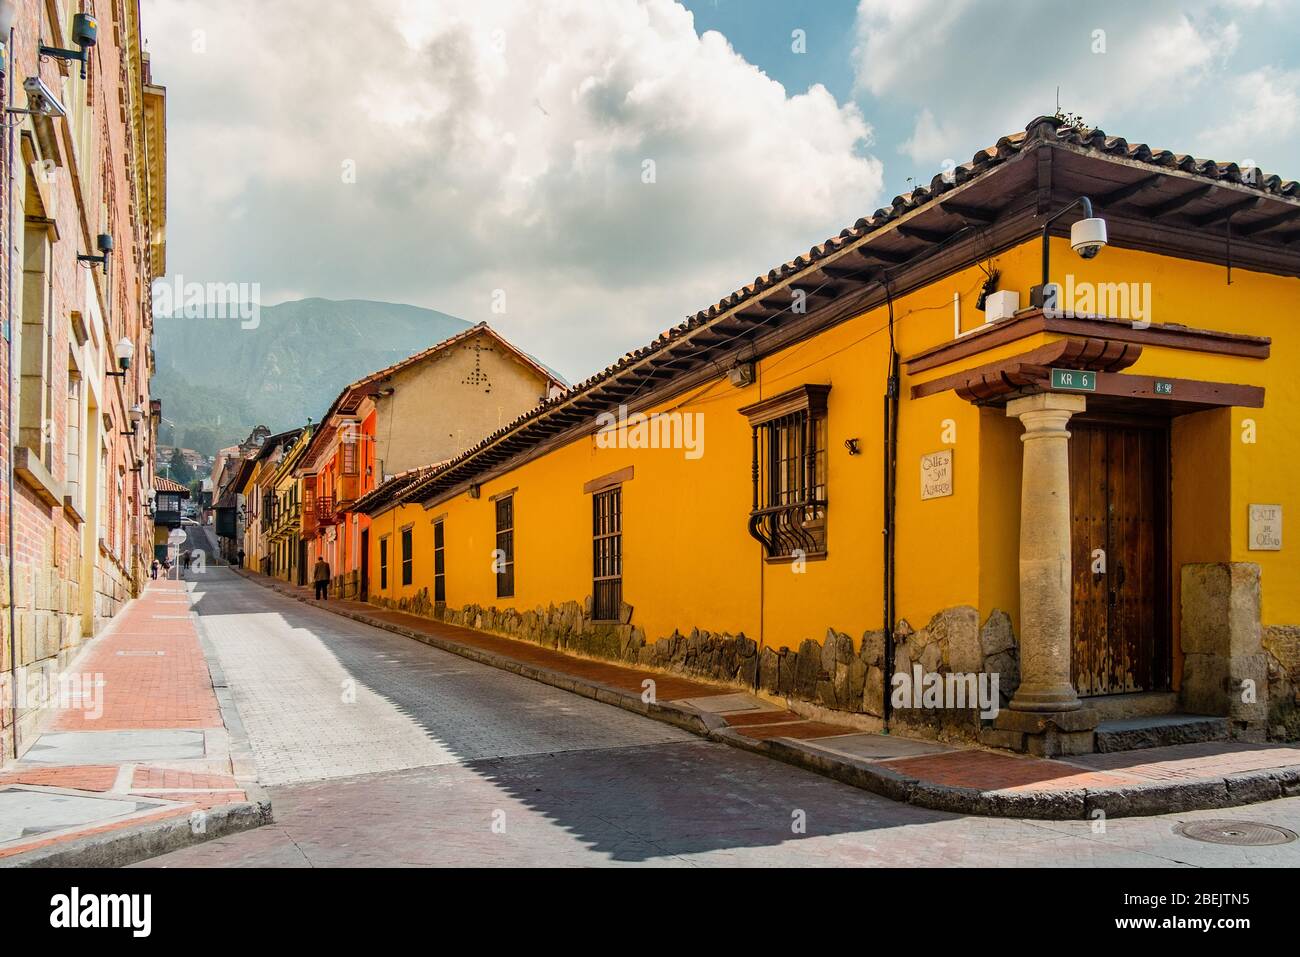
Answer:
[1248,504,1282,551]
[921,449,953,501]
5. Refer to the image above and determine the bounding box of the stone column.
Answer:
[1006,393,1086,713]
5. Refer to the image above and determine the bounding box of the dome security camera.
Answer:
[1071,217,1108,260]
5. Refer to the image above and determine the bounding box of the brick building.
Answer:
[0,1,166,757]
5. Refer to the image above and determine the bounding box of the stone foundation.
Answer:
[371,589,1019,743]
[1263,624,1300,740]
[1182,563,1263,737]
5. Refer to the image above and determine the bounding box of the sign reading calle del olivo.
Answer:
[1249,504,1283,551]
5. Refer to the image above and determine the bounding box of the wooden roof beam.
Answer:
[1192,195,1263,227]
[1096,174,1163,207]
[1143,184,1213,218]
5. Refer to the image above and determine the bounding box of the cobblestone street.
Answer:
[137,566,1300,868]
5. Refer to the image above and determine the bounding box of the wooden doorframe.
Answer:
[1069,412,1173,695]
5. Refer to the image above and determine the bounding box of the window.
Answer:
[433,519,446,603]
[379,536,389,590]
[592,487,622,621]
[739,385,830,561]
[19,164,54,466]
[400,526,413,586]
[494,495,514,598]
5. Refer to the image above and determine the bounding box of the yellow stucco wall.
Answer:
[367,236,1298,669]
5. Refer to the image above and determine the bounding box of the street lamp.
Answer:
[121,403,145,436]
[1029,196,1109,311]
[39,12,97,80]
[107,336,135,377]
[78,233,113,275]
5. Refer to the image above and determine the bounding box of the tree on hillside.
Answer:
[167,448,195,486]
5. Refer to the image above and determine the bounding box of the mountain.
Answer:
[151,298,473,456]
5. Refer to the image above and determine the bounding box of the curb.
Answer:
[232,568,1300,821]
[1,577,274,868]
[0,796,272,868]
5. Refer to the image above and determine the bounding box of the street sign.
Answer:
[1050,368,1096,392]
[1154,381,1174,395]
[168,528,186,544]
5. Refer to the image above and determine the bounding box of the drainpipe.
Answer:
[881,285,899,733]
[4,36,16,756]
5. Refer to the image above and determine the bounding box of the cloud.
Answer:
[852,0,1296,175]
[142,0,883,381]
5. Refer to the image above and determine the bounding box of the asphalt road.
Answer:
[137,563,1300,867]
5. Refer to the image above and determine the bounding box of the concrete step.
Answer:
[1094,714,1229,753]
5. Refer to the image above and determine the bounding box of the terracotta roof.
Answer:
[299,323,566,471]
[154,476,190,495]
[355,115,1300,516]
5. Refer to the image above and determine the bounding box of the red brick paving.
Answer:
[55,579,223,731]
[885,750,1145,792]
[0,765,119,791]
[0,580,247,862]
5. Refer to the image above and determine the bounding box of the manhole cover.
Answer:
[1174,820,1297,846]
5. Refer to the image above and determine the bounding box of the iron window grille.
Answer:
[739,384,830,561]
[379,536,389,590]
[592,487,622,622]
[433,519,446,604]
[495,496,515,598]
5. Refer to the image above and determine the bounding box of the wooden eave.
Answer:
[358,129,1300,517]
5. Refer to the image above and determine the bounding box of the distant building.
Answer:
[295,324,564,600]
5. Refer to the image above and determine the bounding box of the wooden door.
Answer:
[1069,420,1171,696]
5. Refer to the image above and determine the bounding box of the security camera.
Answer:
[1070,217,1108,260]
[21,76,66,118]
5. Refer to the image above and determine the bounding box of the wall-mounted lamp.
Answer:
[39,12,97,80]
[468,484,481,499]
[106,336,135,378]
[1029,196,1108,310]
[844,438,861,456]
[120,403,145,436]
[77,233,113,274]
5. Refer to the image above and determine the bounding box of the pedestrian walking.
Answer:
[237,549,245,568]
[313,557,331,600]
[150,559,159,580]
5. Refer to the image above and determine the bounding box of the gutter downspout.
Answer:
[881,284,899,733]
[4,36,17,757]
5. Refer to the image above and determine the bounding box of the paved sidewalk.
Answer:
[0,578,269,866]
[240,570,1300,820]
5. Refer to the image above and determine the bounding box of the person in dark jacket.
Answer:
[313,558,331,600]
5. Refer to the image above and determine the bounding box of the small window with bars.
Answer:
[400,525,413,586]
[739,384,830,561]
[433,519,446,604]
[379,536,389,590]
[495,496,515,598]
[592,487,622,622]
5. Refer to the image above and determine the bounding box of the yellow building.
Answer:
[357,117,1300,755]
[266,427,313,584]
[237,428,306,576]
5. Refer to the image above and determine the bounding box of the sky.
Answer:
[139,0,1300,382]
